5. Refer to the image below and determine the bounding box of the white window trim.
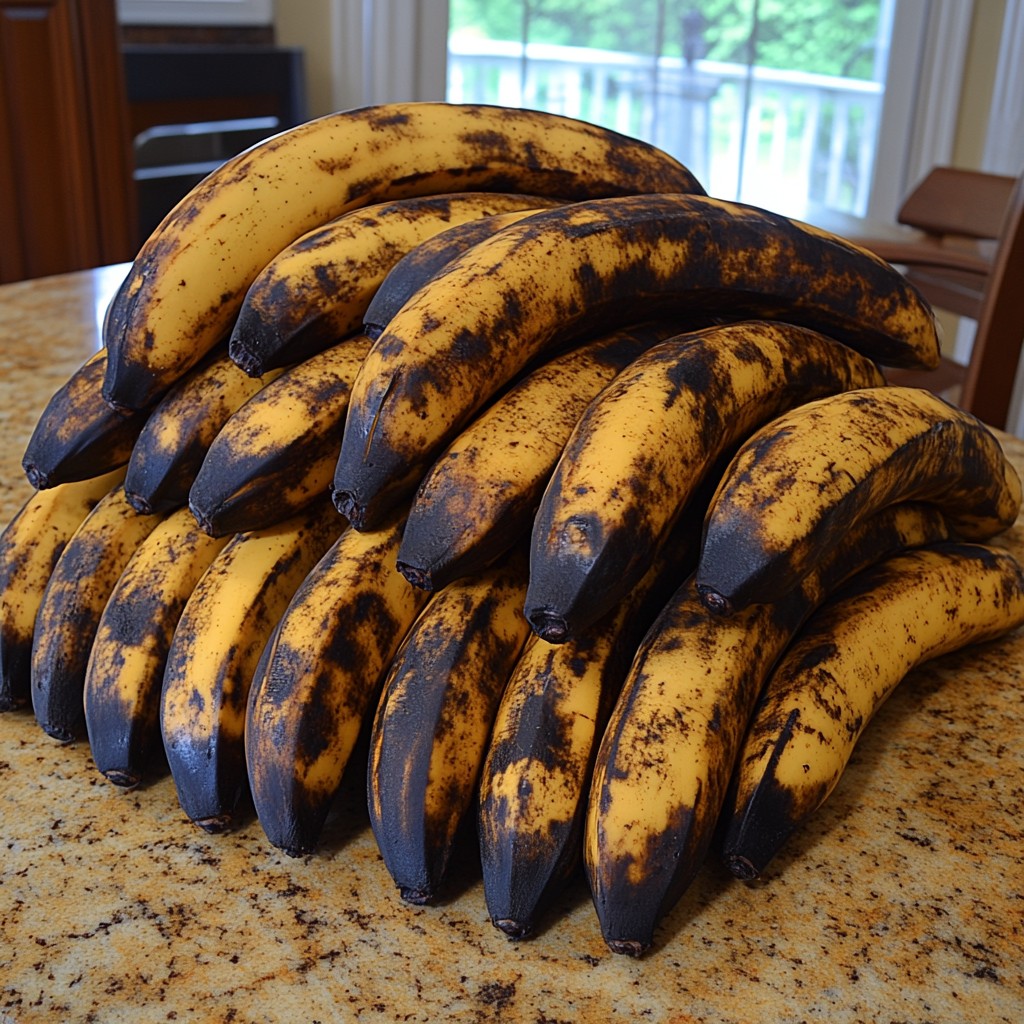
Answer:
[116,0,274,26]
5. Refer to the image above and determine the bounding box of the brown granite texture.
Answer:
[1,268,1023,1023]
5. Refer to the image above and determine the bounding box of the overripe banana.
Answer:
[584,501,951,957]
[189,335,371,537]
[524,320,887,643]
[721,542,1024,881]
[31,485,164,741]
[83,505,231,787]
[244,507,429,856]
[396,322,683,592]
[333,193,940,529]
[230,192,561,377]
[0,468,126,712]
[102,101,705,412]
[362,207,551,341]
[160,497,346,832]
[124,344,287,515]
[367,546,532,904]
[695,386,1022,615]
[22,350,147,489]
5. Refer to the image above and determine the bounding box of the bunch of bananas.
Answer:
[3,101,1024,959]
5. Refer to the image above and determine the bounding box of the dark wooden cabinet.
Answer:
[0,0,137,284]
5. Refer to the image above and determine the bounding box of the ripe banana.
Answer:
[696,386,1022,615]
[721,542,1024,882]
[189,335,371,537]
[83,505,231,787]
[21,350,147,489]
[584,501,951,957]
[31,486,164,741]
[478,524,696,940]
[396,321,683,592]
[362,207,551,341]
[160,497,346,832]
[0,467,126,712]
[333,193,940,529]
[524,320,887,643]
[367,546,532,904]
[245,507,429,856]
[124,344,287,516]
[102,101,705,412]
[230,192,561,377]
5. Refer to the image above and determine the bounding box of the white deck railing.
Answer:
[447,37,884,217]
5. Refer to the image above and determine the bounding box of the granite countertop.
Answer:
[2,267,1023,1024]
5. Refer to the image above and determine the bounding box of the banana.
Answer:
[230,192,561,377]
[21,350,147,489]
[695,385,1022,615]
[160,497,346,832]
[333,193,940,530]
[189,335,371,537]
[83,505,231,787]
[244,507,429,856]
[396,321,685,592]
[524,320,887,643]
[584,501,951,957]
[477,521,697,940]
[124,344,287,516]
[367,546,531,904]
[362,207,552,341]
[102,101,705,412]
[31,486,164,741]
[0,468,126,712]
[721,542,1024,882]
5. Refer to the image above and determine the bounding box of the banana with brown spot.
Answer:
[189,335,371,537]
[102,101,705,412]
[721,542,1024,881]
[244,507,428,856]
[333,193,940,530]
[124,344,287,516]
[0,467,126,712]
[367,545,532,904]
[525,320,887,644]
[396,321,684,592]
[585,502,951,957]
[696,386,1022,615]
[83,505,231,787]
[160,496,346,833]
[31,485,165,741]
[230,192,561,377]
[22,350,148,489]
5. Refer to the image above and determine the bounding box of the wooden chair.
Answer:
[824,166,1024,431]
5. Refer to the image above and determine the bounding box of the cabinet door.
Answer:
[0,0,136,283]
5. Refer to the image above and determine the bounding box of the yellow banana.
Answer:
[584,502,951,957]
[189,335,370,537]
[0,467,126,712]
[244,507,429,856]
[721,542,1024,881]
[333,193,940,529]
[396,321,684,592]
[124,344,287,516]
[367,546,531,904]
[362,207,553,341]
[696,385,1022,615]
[83,505,231,788]
[524,320,887,643]
[102,101,704,412]
[21,350,147,489]
[160,497,346,832]
[31,485,164,741]
[230,192,560,377]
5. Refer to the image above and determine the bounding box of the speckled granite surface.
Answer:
[1,267,1023,1023]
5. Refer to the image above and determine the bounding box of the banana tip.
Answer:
[526,610,570,644]
[695,584,733,616]
[605,938,650,958]
[493,918,533,940]
[725,853,762,881]
[21,461,51,490]
[331,488,365,528]
[396,560,435,591]
[399,886,435,906]
[102,768,141,789]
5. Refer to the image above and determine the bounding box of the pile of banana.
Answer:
[3,101,1024,958]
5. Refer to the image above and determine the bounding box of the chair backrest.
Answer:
[897,166,1017,240]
